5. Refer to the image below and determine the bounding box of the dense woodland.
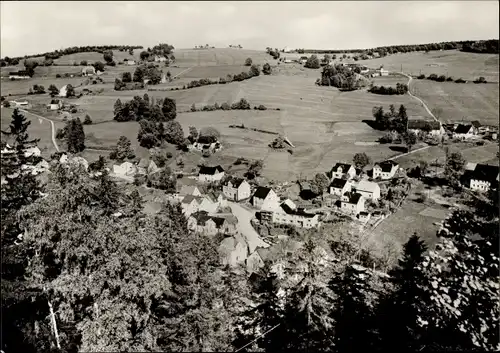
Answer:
[1,108,499,352]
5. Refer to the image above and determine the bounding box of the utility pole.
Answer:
[48,300,61,350]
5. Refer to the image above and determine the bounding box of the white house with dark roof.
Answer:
[340,192,365,215]
[407,120,445,137]
[329,178,352,196]
[48,99,62,110]
[373,160,399,180]
[465,164,499,192]
[198,165,225,183]
[219,233,248,267]
[452,124,478,139]
[269,199,320,229]
[251,186,280,211]
[222,177,251,201]
[329,163,356,181]
[352,180,380,201]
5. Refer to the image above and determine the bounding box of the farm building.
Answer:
[378,68,389,76]
[127,60,136,66]
[328,163,356,181]
[352,180,381,201]
[266,199,321,229]
[340,192,365,215]
[373,160,399,180]
[463,164,499,192]
[8,100,29,108]
[81,66,96,76]
[222,177,251,201]
[251,186,280,211]
[48,99,62,110]
[452,124,478,139]
[9,71,30,80]
[198,165,225,183]
[407,120,446,137]
[329,178,352,196]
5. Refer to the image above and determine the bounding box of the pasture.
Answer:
[362,50,499,82]
[174,48,273,68]
[411,80,499,126]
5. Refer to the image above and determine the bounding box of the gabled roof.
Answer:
[207,191,222,202]
[298,181,312,190]
[471,164,499,183]
[191,210,211,225]
[471,120,482,128]
[332,163,353,172]
[182,194,202,205]
[407,120,441,130]
[180,185,200,195]
[330,178,348,189]
[342,192,363,204]
[199,165,224,175]
[50,99,60,104]
[197,135,217,144]
[210,216,226,229]
[253,186,273,200]
[353,180,379,193]
[374,160,398,173]
[224,177,246,188]
[454,124,473,134]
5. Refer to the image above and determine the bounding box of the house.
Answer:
[340,192,365,215]
[468,164,499,192]
[329,178,352,196]
[112,162,137,177]
[453,124,478,139]
[373,160,399,180]
[181,195,202,216]
[9,71,30,80]
[222,177,251,201]
[127,60,136,66]
[407,120,446,137]
[379,68,389,76]
[352,180,380,201]
[219,233,248,267]
[179,185,202,197]
[251,186,280,211]
[471,120,482,131]
[154,55,168,62]
[8,100,29,108]
[188,211,235,236]
[357,211,371,222]
[271,199,321,229]
[192,136,220,152]
[81,66,96,76]
[198,165,225,183]
[329,163,356,181]
[48,99,62,110]
[207,191,227,208]
[24,146,41,158]
[58,85,68,98]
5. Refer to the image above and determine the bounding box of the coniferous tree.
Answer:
[66,118,85,153]
[113,99,123,121]
[162,97,177,120]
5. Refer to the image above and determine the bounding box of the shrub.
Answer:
[304,55,320,69]
[427,73,438,81]
[231,98,251,110]
[221,102,231,110]
[245,58,252,66]
[257,105,267,110]
[379,133,394,144]
[446,76,454,81]
[417,74,426,79]
[56,74,61,78]
[80,60,88,66]
[436,75,446,82]
[473,76,487,83]
[83,114,92,125]
[455,78,466,83]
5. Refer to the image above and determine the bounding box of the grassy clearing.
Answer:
[174,48,273,68]
[412,80,499,126]
[83,121,139,149]
[371,74,409,87]
[361,50,499,82]
[0,107,57,156]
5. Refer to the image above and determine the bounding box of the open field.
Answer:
[361,50,499,82]
[371,74,409,87]
[174,48,273,68]
[411,80,499,126]
[0,107,58,156]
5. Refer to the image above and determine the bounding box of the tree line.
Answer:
[1,45,143,65]
[113,94,176,122]
[368,83,408,95]
[317,63,367,91]
[1,108,498,352]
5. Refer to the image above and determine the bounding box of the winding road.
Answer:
[228,201,270,253]
[400,72,438,122]
[20,109,60,153]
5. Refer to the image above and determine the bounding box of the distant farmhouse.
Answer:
[407,120,446,137]
[452,124,478,139]
[373,160,399,180]
[198,165,225,183]
[9,71,30,80]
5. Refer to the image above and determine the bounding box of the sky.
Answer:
[1,1,498,57]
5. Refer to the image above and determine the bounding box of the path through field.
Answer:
[20,109,60,152]
[400,73,438,121]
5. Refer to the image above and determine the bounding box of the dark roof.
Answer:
[224,177,245,188]
[472,164,499,183]
[197,135,217,144]
[50,99,60,104]
[253,186,272,200]
[279,202,316,218]
[199,165,224,175]
[375,160,398,173]
[330,178,348,189]
[359,211,369,216]
[332,163,353,172]
[471,120,482,128]
[9,71,30,76]
[191,211,211,225]
[342,192,363,204]
[407,120,441,130]
[454,124,473,134]
[210,216,226,229]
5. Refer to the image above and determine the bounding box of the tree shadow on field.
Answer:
[389,146,408,153]
[362,120,383,131]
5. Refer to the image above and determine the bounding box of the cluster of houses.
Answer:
[406,119,498,141]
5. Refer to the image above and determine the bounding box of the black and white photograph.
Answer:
[1,1,499,352]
